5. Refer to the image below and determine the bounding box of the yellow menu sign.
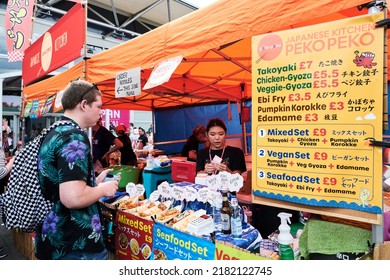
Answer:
[252,13,384,214]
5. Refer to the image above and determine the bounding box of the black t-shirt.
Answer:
[180,134,200,162]
[196,146,247,173]
[92,126,116,167]
[138,134,148,147]
[117,135,137,165]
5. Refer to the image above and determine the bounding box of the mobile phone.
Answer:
[104,173,119,182]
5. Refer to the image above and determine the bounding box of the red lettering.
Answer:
[214,248,240,260]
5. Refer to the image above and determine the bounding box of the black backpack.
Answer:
[0,120,81,232]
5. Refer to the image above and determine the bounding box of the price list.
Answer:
[251,13,384,213]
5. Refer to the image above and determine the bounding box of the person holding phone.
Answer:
[196,118,246,175]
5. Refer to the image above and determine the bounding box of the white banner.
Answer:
[143,56,183,90]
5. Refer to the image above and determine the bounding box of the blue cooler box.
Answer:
[142,166,173,198]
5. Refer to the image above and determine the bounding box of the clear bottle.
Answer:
[212,201,222,233]
[220,190,232,234]
[230,195,242,238]
[146,152,154,168]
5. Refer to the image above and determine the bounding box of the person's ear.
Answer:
[80,99,88,110]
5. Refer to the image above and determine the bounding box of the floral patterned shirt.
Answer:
[34,117,105,260]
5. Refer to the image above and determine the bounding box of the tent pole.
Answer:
[367,0,386,245]
[83,0,88,80]
[240,83,248,154]
[151,100,155,146]
[242,119,248,154]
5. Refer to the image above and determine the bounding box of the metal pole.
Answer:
[83,1,88,80]
[368,0,386,245]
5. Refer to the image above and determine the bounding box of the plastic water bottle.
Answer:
[146,153,154,168]
[212,203,222,232]
[230,195,242,238]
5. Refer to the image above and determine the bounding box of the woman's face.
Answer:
[207,126,226,149]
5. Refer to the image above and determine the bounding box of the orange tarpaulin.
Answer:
[22,0,376,111]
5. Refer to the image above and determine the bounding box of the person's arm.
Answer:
[135,140,142,150]
[188,150,197,161]
[196,149,205,173]
[59,179,118,209]
[102,138,123,163]
[137,136,147,150]
[0,156,15,179]
[55,128,119,208]
[5,156,15,174]
[93,159,105,175]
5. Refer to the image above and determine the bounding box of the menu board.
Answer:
[252,13,384,215]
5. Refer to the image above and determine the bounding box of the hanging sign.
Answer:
[40,94,56,116]
[115,67,142,97]
[22,4,85,85]
[5,0,34,62]
[143,55,183,90]
[53,90,64,113]
[252,13,384,214]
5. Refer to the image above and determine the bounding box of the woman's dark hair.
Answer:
[193,125,206,135]
[206,118,227,132]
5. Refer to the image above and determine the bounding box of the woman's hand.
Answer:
[215,162,230,172]
[204,162,217,175]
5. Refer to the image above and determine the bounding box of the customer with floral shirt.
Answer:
[34,80,119,260]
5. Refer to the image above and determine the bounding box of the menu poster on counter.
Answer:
[251,13,384,214]
[215,241,269,260]
[152,223,215,260]
[115,211,154,260]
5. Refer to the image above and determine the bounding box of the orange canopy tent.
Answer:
[22,0,377,111]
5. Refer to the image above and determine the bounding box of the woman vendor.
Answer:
[196,118,246,175]
[180,125,207,162]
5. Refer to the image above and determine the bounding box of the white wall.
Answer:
[130,110,152,131]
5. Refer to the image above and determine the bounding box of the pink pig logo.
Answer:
[353,51,377,69]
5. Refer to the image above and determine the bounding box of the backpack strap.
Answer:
[40,120,84,142]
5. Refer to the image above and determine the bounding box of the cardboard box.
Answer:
[374,241,390,260]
